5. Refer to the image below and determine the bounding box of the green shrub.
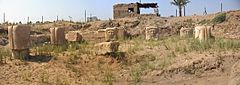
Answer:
[198,19,211,25]
[103,71,115,85]
[212,13,226,24]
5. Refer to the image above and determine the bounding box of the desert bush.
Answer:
[216,39,240,50]
[40,71,50,83]
[198,19,211,25]
[129,68,142,84]
[212,13,226,24]
[0,48,11,64]
[103,71,115,85]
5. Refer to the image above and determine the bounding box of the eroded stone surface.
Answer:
[94,41,120,55]
[145,26,159,40]
[65,31,82,42]
[30,34,50,45]
[180,27,193,38]
[8,25,30,50]
[195,25,214,41]
[105,27,118,42]
[50,27,65,45]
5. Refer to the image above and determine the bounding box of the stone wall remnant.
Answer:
[8,25,30,59]
[113,3,159,19]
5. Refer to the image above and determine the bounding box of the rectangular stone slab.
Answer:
[8,25,30,50]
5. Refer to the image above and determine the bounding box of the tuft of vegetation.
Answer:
[198,19,211,25]
[129,68,142,84]
[0,48,11,64]
[211,13,227,24]
[103,71,115,85]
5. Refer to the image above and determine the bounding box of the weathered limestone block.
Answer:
[194,25,213,41]
[180,27,193,38]
[8,25,30,59]
[145,26,159,40]
[50,27,65,44]
[65,31,82,42]
[229,61,240,85]
[105,27,118,42]
[94,41,120,55]
[30,34,50,45]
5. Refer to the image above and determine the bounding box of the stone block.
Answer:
[195,25,213,41]
[50,27,65,45]
[145,26,159,40]
[105,27,118,41]
[8,25,30,50]
[180,27,193,38]
[94,41,120,55]
[65,31,82,42]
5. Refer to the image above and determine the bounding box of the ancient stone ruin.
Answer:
[8,25,30,59]
[180,27,193,38]
[145,26,159,40]
[50,27,65,45]
[65,31,82,42]
[113,2,159,19]
[94,41,120,55]
[105,27,118,42]
[195,25,214,41]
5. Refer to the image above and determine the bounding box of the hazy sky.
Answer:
[0,0,239,23]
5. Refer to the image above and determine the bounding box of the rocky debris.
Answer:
[180,27,193,38]
[50,27,66,45]
[94,41,120,55]
[229,61,240,85]
[145,26,159,40]
[30,34,50,45]
[164,56,223,75]
[65,31,82,42]
[0,37,8,46]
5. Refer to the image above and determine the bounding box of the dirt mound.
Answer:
[229,61,240,85]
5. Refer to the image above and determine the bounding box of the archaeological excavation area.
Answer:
[0,1,240,85]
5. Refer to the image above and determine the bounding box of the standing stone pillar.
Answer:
[145,26,159,40]
[8,25,30,59]
[194,25,213,42]
[50,27,65,45]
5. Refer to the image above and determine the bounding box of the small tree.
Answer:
[171,0,190,17]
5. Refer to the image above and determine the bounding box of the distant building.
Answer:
[113,2,159,19]
[87,16,99,22]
